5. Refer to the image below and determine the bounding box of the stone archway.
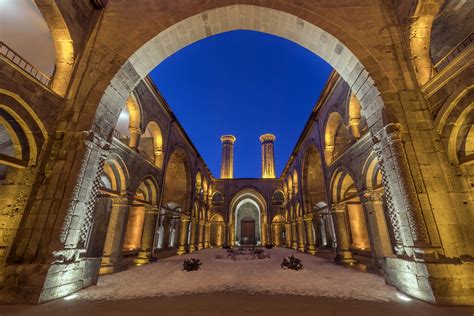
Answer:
[229,188,268,247]
[14,1,470,305]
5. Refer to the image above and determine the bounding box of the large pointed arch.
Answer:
[302,143,327,213]
[161,146,192,212]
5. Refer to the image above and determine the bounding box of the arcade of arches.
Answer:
[0,0,473,308]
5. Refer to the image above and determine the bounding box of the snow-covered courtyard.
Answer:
[77,248,398,302]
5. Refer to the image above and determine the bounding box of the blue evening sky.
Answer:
[150,30,332,178]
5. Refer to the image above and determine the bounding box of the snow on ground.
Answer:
[78,248,397,302]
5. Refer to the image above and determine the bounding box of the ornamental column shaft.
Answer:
[363,190,393,267]
[332,203,357,264]
[296,217,305,252]
[220,135,236,179]
[304,214,316,254]
[204,222,211,248]
[291,221,298,249]
[100,195,132,274]
[197,221,205,250]
[285,223,291,247]
[372,123,430,254]
[177,215,190,255]
[259,134,276,178]
[134,205,159,265]
[189,217,198,252]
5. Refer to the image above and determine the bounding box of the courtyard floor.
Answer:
[1,248,473,315]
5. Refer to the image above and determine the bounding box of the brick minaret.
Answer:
[260,134,276,178]
[220,135,236,179]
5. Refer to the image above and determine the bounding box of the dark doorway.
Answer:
[241,217,256,245]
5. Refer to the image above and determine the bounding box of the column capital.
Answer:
[129,126,141,134]
[303,214,313,221]
[180,214,190,222]
[144,205,160,213]
[111,195,133,207]
[362,190,384,203]
[332,203,346,212]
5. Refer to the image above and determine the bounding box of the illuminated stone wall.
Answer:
[0,0,472,306]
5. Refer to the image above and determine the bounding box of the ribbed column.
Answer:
[259,134,276,178]
[220,135,236,179]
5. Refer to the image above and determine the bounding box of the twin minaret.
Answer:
[220,134,276,179]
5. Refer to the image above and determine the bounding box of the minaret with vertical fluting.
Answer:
[220,135,236,179]
[259,133,276,178]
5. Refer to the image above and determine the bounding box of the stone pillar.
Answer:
[285,223,291,247]
[261,222,268,246]
[133,205,159,265]
[272,224,280,246]
[197,221,205,250]
[372,123,431,255]
[332,203,357,264]
[296,217,305,252]
[128,127,141,150]
[177,215,190,255]
[363,190,393,266]
[100,195,132,274]
[189,218,198,252]
[153,148,164,168]
[204,222,211,248]
[123,204,145,250]
[216,223,224,247]
[291,221,298,249]
[304,214,316,254]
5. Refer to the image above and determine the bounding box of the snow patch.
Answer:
[78,248,397,302]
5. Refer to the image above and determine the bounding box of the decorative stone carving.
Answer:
[372,123,430,251]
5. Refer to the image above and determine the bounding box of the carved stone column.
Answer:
[189,217,198,252]
[291,221,298,249]
[363,190,393,266]
[372,123,430,254]
[204,222,211,248]
[153,148,164,168]
[332,203,357,264]
[261,222,268,246]
[133,205,159,265]
[128,127,141,150]
[296,217,305,252]
[197,221,205,250]
[100,195,132,274]
[123,204,145,250]
[177,215,190,255]
[304,214,316,254]
[216,223,224,247]
[285,223,291,247]
[272,224,280,246]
